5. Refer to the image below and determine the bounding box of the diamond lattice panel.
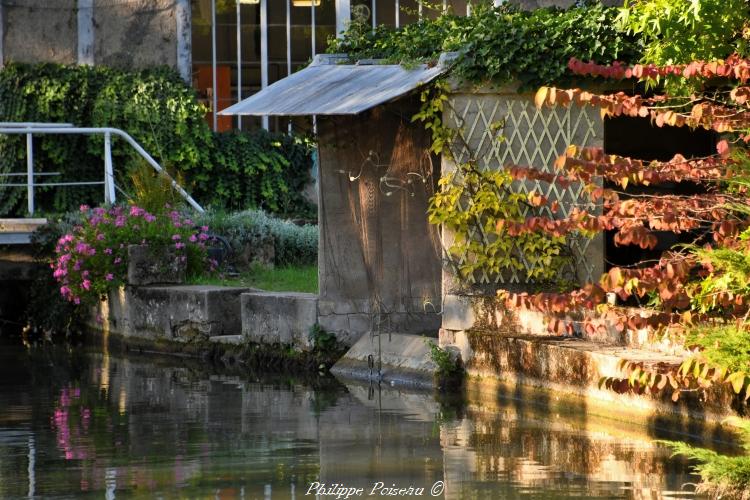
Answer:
[445,93,603,286]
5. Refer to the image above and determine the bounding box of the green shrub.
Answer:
[0,63,313,218]
[208,129,315,217]
[25,213,84,335]
[661,420,750,500]
[53,205,209,305]
[196,209,318,267]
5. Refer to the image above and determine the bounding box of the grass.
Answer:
[189,264,318,293]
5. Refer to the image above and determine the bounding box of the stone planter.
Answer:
[126,244,186,286]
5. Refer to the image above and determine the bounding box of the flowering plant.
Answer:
[53,205,210,304]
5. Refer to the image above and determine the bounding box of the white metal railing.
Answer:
[0,123,204,214]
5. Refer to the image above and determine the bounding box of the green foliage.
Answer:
[690,239,750,315]
[429,164,569,284]
[25,213,84,335]
[308,324,339,355]
[616,0,750,66]
[126,161,187,215]
[329,3,641,89]
[195,209,318,267]
[414,84,572,287]
[427,340,464,380]
[685,324,750,376]
[661,420,750,500]
[208,129,315,217]
[0,63,313,218]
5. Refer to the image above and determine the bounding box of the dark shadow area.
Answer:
[603,116,718,271]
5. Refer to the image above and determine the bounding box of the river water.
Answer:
[0,337,732,499]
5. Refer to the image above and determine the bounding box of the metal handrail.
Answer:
[0,124,205,214]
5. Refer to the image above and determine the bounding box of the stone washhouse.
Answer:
[223,55,737,422]
[221,54,450,348]
[92,51,734,419]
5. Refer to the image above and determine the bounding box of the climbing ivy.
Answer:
[328,3,641,89]
[414,83,574,288]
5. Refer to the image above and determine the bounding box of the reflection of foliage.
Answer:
[310,387,340,416]
[51,385,93,460]
[661,420,750,500]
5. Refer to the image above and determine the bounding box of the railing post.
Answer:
[26,132,34,215]
[103,131,115,204]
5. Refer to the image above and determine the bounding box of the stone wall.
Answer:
[94,0,180,69]
[94,285,250,343]
[1,0,189,76]
[316,99,443,345]
[3,0,78,65]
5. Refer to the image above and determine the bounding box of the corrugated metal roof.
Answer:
[219,54,453,117]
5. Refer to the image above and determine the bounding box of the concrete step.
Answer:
[331,332,437,389]
[442,294,690,358]
[93,285,253,341]
[209,334,243,345]
[241,291,318,349]
[0,218,47,244]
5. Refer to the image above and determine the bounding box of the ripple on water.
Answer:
[0,341,728,499]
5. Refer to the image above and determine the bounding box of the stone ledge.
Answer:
[241,291,318,349]
[441,329,738,422]
[93,285,253,342]
[331,333,437,389]
[442,293,689,355]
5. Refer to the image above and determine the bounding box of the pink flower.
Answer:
[114,257,122,264]
[144,214,156,223]
[201,226,209,232]
[104,248,112,255]
[82,279,91,291]
[79,204,90,213]
[175,242,185,249]
[105,273,114,281]
[60,286,71,296]
[73,297,80,305]
[189,234,197,243]
[129,206,145,217]
[172,234,181,241]
[96,233,105,241]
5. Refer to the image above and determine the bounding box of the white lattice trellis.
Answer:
[444,92,604,286]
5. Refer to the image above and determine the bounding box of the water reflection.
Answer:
[0,340,730,499]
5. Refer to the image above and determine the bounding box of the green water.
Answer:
[0,338,730,499]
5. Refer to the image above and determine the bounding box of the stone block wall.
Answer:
[1,0,190,79]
